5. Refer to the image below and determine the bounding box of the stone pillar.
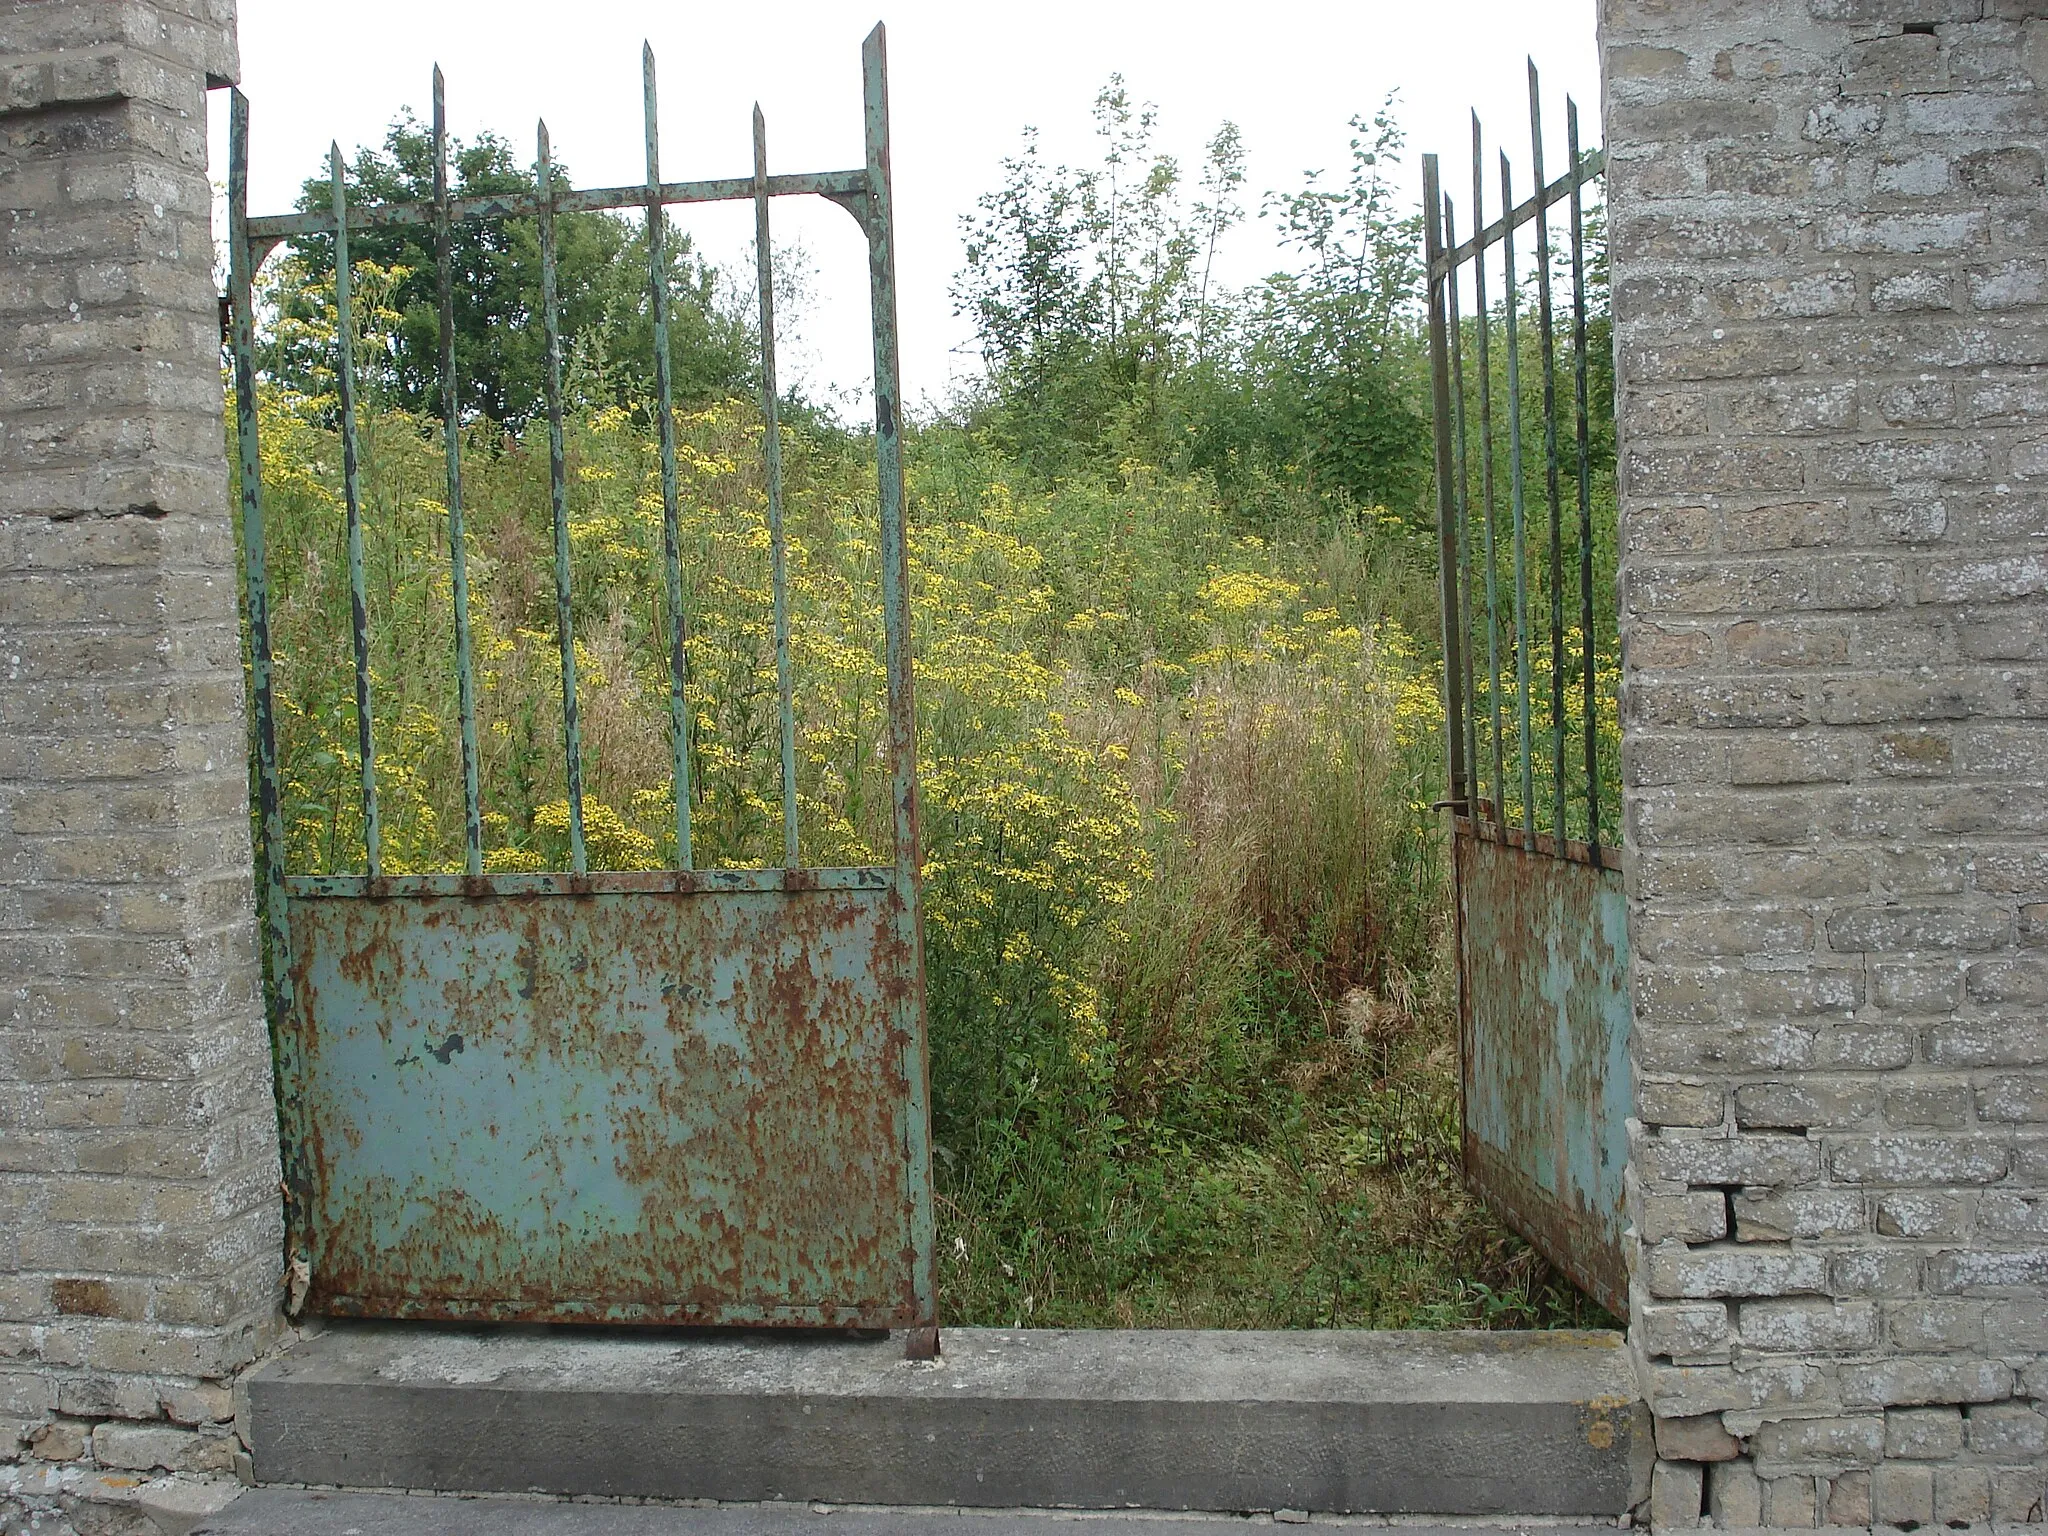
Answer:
[1604,0,2048,1527]
[0,0,282,1486]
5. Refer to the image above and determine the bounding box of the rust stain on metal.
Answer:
[238,29,936,1345]
[1455,816,1631,1315]
[283,876,924,1327]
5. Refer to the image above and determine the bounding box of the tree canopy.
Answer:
[278,114,754,425]
[951,84,1433,521]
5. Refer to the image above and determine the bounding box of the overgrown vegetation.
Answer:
[241,80,1615,1330]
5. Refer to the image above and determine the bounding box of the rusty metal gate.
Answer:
[227,26,939,1352]
[1422,67,1629,1315]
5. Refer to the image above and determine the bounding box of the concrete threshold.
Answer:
[244,1325,1649,1518]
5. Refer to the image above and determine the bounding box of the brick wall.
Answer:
[1603,0,2048,1527]
[0,0,283,1485]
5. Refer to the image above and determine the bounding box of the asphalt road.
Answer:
[194,1490,1604,1535]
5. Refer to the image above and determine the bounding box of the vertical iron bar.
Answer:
[538,122,587,875]
[645,44,693,869]
[434,67,483,875]
[1530,60,1568,845]
[331,144,380,876]
[1501,150,1534,843]
[230,92,307,1269]
[1445,193,1477,809]
[1568,98,1600,860]
[755,105,799,869]
[1422,154,1468,812]
[229,92,292,1015]
[861,21,938,1359]
[1472,114,1505,837]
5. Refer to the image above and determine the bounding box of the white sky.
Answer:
[214,0,1599,416]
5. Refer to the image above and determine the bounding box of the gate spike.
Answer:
[536,115,586,875]
[643,36,693,869]
[1471,110,1505,838]
[331,139,379,877]
[754,98,799,868]
[432,59,483,875]
[1529,54,1567,847]
[1565,93,1601,859]
[1499,148,1534,845]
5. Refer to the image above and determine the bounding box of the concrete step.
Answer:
[198,1488,1626,1535]
[244,1325,1648,1518]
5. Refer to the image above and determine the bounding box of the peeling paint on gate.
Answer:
[282,870,924,1327]
[231,27,938,1346]
[1456,817,1631,1316]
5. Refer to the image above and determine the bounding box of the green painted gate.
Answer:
[228,25,939,1353]
[1422,65,1631,1315]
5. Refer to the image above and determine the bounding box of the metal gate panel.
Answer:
[1424,62,1626,1314]
[283,871,922,1325]
[1455,822,1629,1316]
[229,26,939,1348]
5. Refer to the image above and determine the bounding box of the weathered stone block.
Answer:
[1733,1187,1865,1242]
[1871,1460,1935,1527]
[1656,1413,1742,1463]
[1991,1465,2047,1524]
[1641,1189,1731,1244]
[1872,268,1958,311]
[92,1421,198,1471]
[1706,1455,1761,1528]
[1927,1018,2048,1069]
[1651,1457,1705,1530]
[1933,1463,1992,1527]
[1824,902,2012,954]
[1979,1191,2048,1234]
[1885,1297,1983,1351]
[1640,1079,1729,1129]
[1826,1133,2010,1185]
[1884,1404,1964,1460]
[1762,1472,1820,1528]
[1642,1298,1734,1361]
[1751,1414,1885,1475]
[1839,1356,2012,1409]
[1927,1246,2048,1292]
[1878,1079,1970,1128]
[1824,1468,1870,1527]
[1966,1401,2048,1458]
[1733,1080,1876,1130]
[159,1382,233,1427]
[1738,1297,1879,1352]
[1873,1190,1967,1240]
[1645,1242,1829,1299]
[1828,1244,1926,1298]
[1643,1361,1760,1419]
[27,1419,88,1461]
[1644,1132,1821,1186]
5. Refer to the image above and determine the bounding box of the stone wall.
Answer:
[0,0,283,1490]
[6,0,2048,1523]
[1603,0,2048,1527]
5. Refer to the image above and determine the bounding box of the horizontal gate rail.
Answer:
[243,171,870,245]
[226,24,937,1354]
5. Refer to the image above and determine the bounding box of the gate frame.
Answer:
[225,23,939,1356]
[1422,70,1628,1315]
